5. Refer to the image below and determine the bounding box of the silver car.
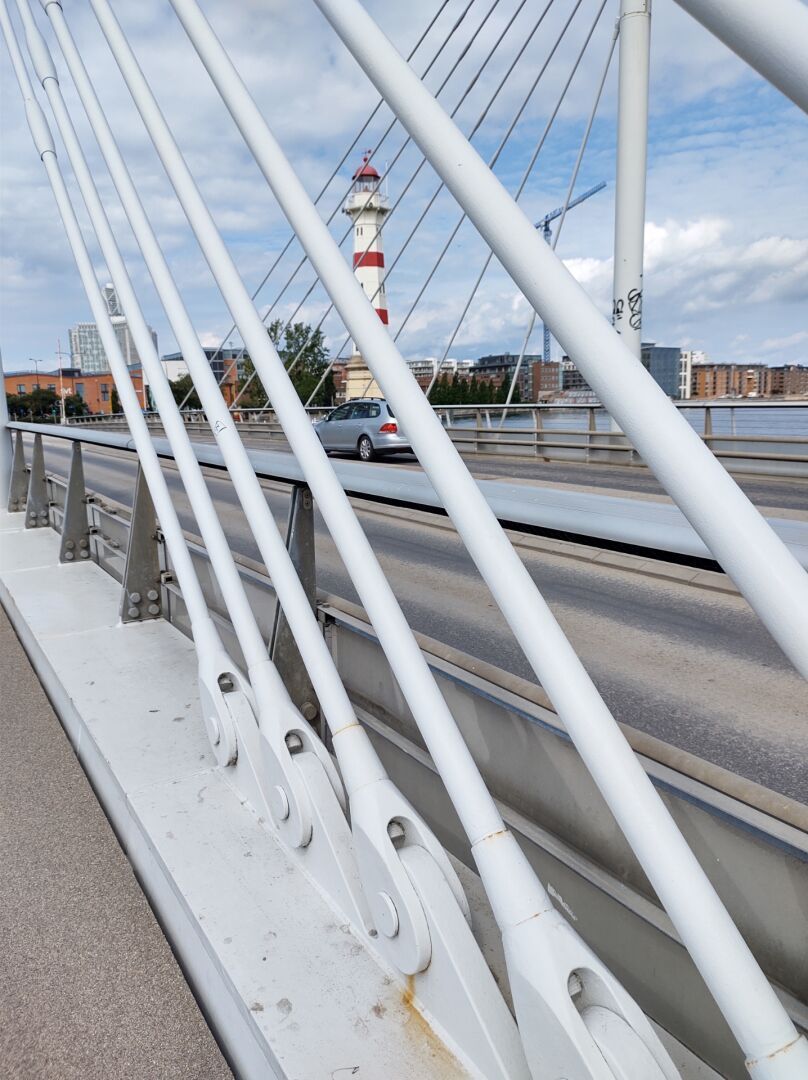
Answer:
[314,399,411,461]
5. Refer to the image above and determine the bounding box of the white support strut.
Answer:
[673,0,808,116]
[612,0,650,360]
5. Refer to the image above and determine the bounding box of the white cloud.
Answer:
[761,330,808,352]
[1,0,806,373]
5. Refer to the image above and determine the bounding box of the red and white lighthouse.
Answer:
[342,153,390,400]
[344,153,390,326]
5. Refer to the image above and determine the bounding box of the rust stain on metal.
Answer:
[400,973,464,1073]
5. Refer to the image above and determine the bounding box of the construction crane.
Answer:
[535,180,606,362]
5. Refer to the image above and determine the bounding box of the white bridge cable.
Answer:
[0,0,219,661]
[87,0,508,859]
[499,19,619,424]
[308,0,579,407]
[212,0,489,411]
[11,0,271,680]
[33,0,416,807]
[175,0,454,410]
[14,0,391,797]
[232,0,514,413]
[311,0,808,1072]
[423,0,607,400]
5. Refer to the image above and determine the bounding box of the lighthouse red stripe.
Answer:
[354,251,385,268]
[375,308,389,324]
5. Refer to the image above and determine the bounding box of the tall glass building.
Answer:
[69,283,157,374]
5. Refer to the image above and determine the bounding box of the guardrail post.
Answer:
[7,430,28,512]
[120,464,163,623]
[59,441,91,564]
[270,483,319,725]
[25,433,49,529]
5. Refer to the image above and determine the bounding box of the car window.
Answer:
[328,405,352,421]
[384,401,395,419]
[368,404,380,418]
[351,403,372,419]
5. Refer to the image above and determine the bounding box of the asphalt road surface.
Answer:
[37,436,808,802]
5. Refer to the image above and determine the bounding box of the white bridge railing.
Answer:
[63,400,808,479]
[1,0,807,1077]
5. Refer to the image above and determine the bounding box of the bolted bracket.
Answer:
[25,433,49,529]
[269,484,319,725]
[59,442,91,564]
[8,431,29,512]
[120,464,163,624]
[474,830,678,1080]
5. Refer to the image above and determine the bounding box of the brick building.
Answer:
[762,364,808,398]
[4,367,146,414]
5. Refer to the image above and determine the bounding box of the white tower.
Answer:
[342,154,390,399]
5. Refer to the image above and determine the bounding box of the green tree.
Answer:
[239,320,334,408]
[63,393,90,418]
[6,389,89,422]
[169,373,201,410]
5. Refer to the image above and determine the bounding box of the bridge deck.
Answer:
[0,604,232,1080]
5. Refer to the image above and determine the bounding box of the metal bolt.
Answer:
[127,606,140,619]
[285,731,303,752]
[79,538,88,548]
[65,540,75,550]
[129,592,141,604]
[79,550,89,559]
[146,589,159,601]
[147,604,160,616]
[272,785,290,822]
[64,551,75,561]
[387,820,405,843]
[301,701,318,722]
[28,512,36,521]
[376,892,400,938]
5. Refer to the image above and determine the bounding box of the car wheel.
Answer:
[358,435,375,462]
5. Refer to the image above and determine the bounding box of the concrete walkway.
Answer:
[0,605,232,1080]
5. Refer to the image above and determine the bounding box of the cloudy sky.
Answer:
[1,0,806,375]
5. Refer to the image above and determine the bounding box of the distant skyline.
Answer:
[1,0,806,375]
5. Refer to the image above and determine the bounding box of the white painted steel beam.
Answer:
[612,0,650,359]
[673,0,808,116]
[226,0,808,1073]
